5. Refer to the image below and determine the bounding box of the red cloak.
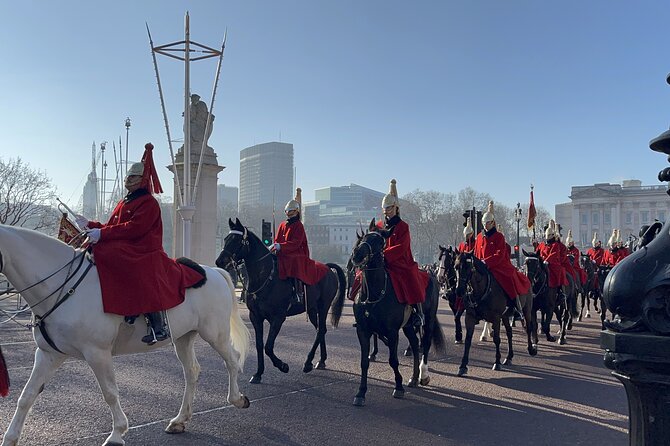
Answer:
[89,190,204,316]
[567,245,587,285]
[275,218,329,285]
[474,229,530,299]
[537,241,568,288]
[377,218,429,305]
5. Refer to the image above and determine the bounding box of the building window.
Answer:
[625,212,633,225]
[580,213,587,225]
[592,212,599,225]
[657,210,665,222]
[581,233,588,247]
[604,212,611,225]
[641,211,649,225]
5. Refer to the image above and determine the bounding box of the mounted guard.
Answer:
[271,187,329,306]
[377,179,430,327]
[473,201,529,324]
[76,143,205,344]
[565,230,587,287]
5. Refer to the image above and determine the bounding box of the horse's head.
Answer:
[437,244,456,285]
[454,251,485,297]
[350,219,388,268]
[523,253,547,295]
[216,218,256,269]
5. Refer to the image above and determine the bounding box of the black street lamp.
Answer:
[514,202,522,268]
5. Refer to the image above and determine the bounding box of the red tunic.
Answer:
[458,237,476,253]
[557,241,578,283]
[567,245,587,285]
[586,247,605,266]
[474,229,530,299]
[602,249,617,267]
[275,218,328,285]
[537,241,568,288]
[377,218,429,305]
[88,190,204,316]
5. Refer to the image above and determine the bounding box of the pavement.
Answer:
[0,291,628,446]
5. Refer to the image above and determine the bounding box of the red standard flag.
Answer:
[527,188,537,230]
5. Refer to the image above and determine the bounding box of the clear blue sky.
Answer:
[1,1,669,213]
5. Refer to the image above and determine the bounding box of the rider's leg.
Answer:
[142,311,169,345]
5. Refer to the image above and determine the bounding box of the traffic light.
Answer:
[261,220,272,246]
[462,210,484,234]
[511,244,519,260]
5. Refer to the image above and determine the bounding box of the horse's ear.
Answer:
[369,218,376,231]
[455,247,460,255]
[228,218,234,229]
[356,230,363,240]
[439,244,444,251]
[235,217,241,228]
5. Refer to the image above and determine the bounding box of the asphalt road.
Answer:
[0,295,628,446]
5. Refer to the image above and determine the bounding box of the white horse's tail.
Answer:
[216,268,250,372]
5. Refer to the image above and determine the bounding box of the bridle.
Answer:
[223,228,274,296]
[437,249,456,286]
[456,254,491,309]
[526,257,547,296]
[352,232,388,304]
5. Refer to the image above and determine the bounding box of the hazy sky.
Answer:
[2,1,670,214]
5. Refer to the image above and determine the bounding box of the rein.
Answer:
[354,233,389,305]
[528,259,547,296]
[225,229,275,297]
[460,257,492,309]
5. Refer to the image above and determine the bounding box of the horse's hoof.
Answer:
[578,315,583,322]
[567,322,573,330]
[279,363,289,373]
[303,362,313,373]
[502,358,512,366]
[368,355,377,362]
[559,338,567,345]
[420,376,430,386]
[547,335,557,343]
[457,367,468,377]
[454,339,463,344]
[492,363,502,371]
[353,396,365,407]
[479,336,489,342]
[165,422,186,434]
[104,442,125,446]
[529,345,538,356]
[239,395,250,409]
[586,312,591,318]
[316,361,326,370]
[393,389,405,399]
[249,375,262,384]
[407,378,419,388]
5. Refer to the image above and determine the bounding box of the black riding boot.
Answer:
[293,278,305,305]
[141,311,169,345]
[412,302,425,328]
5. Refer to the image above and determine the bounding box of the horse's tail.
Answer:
[326,263,346,328]
[215,268,250,372]
[428,276,447,354]
[0,345,9,397]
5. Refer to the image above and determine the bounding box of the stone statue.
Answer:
[186,94,214,148]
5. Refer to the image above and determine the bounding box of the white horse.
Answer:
[0,225,250,446]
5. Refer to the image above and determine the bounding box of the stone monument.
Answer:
[169,93,224,264]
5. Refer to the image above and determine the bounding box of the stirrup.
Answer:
[141,327,169,345]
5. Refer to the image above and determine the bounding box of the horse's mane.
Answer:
[0,224,74,253]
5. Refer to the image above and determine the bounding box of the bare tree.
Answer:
[0,158,58,231]
[401,189,454,264]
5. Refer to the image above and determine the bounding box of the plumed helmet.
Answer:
[463,216,474,237]
[545,220,556,238]
[284,187,302,212]
[566,229,574,245]
[615,228,622,244]
[608,229,616,247]
[481,200,495,224]
[381,179,399,209]
[592,232,598,247]
[126,161,145,177]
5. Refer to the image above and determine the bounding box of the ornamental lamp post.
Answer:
[514,202,522,268]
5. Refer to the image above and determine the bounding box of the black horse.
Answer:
[350,220,445,406]
[523,252,575,345]
[436,245,463,343]
[454,251,536,377]
[216,218,347,383]
[578,254,599,321]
